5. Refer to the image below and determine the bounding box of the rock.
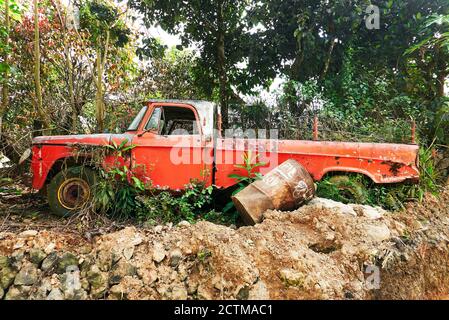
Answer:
[87,265,109,299]
[29,248,47,266]
[44,243,56,254]
[60,266,86,300]
[154,225,163,233]
[0,286,3,299]
[308,198,357,217]
[170,284,188,300]
[130,235,143,246]
[197,284,213,300]
[138,268,158,286]
[352,205,385,220]
[177,220,190,228]
[13,241,25,250]
[97,250,114,272]
[0,266,17,289]
[123,246,134,261]
[364,224,391,242]
[46,288,64,300]
[0,255,9,269]
[109,283,127,300]
[4,285,30,300]
[248,281,269,300]
[279,268,305,287]
[236,285,250,300]
[109,260,137,285]
[56,252,79,274]
[152,242,166,263]
[18,230,38,238]
[169,249,183,267]
[14,264,39,286]
[41,252,59,272]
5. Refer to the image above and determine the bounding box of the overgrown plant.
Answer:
[224,151,266,214]
[316,146,441,210]
[135,179,214,224]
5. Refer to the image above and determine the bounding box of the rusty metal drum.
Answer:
[232,159,315,225]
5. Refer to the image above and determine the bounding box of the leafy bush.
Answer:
[135,180,214,224]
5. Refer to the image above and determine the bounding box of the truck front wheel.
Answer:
[47,166,97,217]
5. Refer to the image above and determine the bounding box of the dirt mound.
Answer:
[1,189,449,300]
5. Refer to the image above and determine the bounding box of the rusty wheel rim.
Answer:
[57,178,90,210]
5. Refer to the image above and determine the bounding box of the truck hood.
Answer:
[32,133,134,146]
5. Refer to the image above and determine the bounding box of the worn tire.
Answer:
[47,166,97,217]
[328,175,368,204]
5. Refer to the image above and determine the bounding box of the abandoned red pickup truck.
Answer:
[31,100,420,216]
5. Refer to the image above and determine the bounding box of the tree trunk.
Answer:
[33,0,51,136]
[320,37,337,80]
[0,0,10,141]
[64,39,77,132]
[95,27,110,133]
[95,45,104,133]
[216,3,228,130]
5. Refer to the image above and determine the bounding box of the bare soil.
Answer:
[1,186,449,300]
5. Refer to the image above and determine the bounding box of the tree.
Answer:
[0,0,10,139]
[33,0,51,135]
[130,0,252,128]
[79,0,131,132]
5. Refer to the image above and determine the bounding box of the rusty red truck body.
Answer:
[31,100,420,215]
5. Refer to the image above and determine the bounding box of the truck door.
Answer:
[131,103,213,190]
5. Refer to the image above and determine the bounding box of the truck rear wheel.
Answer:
[47,166,97,217]
[327,175,368,204]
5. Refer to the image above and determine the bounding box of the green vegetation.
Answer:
[317,147,441,210]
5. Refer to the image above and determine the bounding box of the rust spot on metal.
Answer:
[381,160,404,176]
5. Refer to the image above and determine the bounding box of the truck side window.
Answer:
[145,107,162,132]
[160,106,198,135]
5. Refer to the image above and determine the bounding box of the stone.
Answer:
[44,243,56,254]
[364,224,391,242]
[0,266,17,289]
[123,246,134,261]
[197,284,213,300]
[140,268,158,286]
[170,284,188,300]
[4,285,29,300]
[87,265,109,299]
[29,248,47,266]
[0,255,9,269]
[56,252,79,274]
[308,198,357,217]
[249,281,269,300]
[154,225,163,233]
[41,252,59,272]
[177,220,190,228]
[169,249,183,267]
[0,286,3,299]
[352,205,385,220]
[14,264,39,286]
[97,250,114,272]
[46,288,64,300]
[152,242,166,263]
[109,284,127,300]
[279,268,305,287]
[109,260,137,285]
[60,266,85,300]
[18,230,38,238]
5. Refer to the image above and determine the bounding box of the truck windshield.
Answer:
[127,106,147,131]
